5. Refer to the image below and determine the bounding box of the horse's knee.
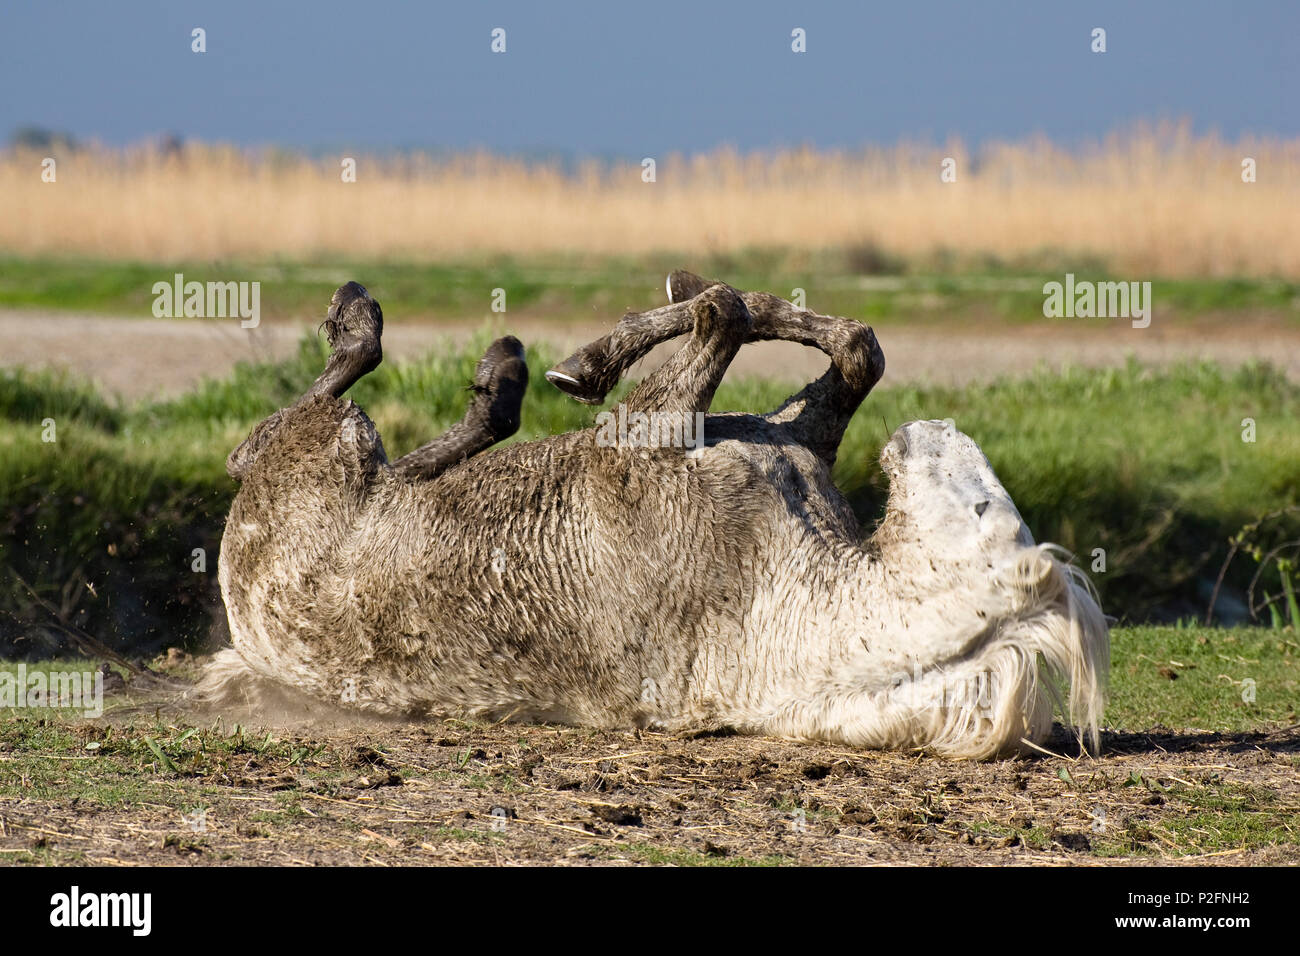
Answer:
[690,285,752,343]
[838,321,885,395]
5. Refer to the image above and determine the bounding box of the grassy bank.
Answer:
[2,338,1298,654]
[1,254,1298,325]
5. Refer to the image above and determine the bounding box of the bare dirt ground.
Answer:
[7,309,1300,399]
[2,672,1297,867]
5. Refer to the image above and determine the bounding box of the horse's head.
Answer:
[867,419,1108,758]
[879,418,1032,566]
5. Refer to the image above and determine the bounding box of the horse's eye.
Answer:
[974,500,990,518]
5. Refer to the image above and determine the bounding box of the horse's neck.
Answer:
[735,537,1004,701]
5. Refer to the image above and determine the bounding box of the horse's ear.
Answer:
[666,269,716,303]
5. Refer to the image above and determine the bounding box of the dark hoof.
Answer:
[475,335,526,385]
[545,369,604,405]
[472,336,529,438]
[545,341,614,405]
[667,269,717,303]
[323,282,383,358]
[310,283,384,398]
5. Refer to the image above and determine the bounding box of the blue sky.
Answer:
[3,1,1296,155]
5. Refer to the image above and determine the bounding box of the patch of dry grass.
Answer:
[5,123,1298,277]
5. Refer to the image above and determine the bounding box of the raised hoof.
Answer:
[666,269,717,304]
[310,282,384,398]
[471,336,529,439]
[545,346,611,405]
[324,282,383,355]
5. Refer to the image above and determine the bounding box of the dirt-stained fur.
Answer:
[202,273,1108,759]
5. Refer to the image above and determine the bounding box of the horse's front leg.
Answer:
[545,270,884,465]
[610,285,750,417]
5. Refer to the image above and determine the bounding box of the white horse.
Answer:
[203,273,1108,759]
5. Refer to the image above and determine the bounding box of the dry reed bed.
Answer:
[4,126,1298,277]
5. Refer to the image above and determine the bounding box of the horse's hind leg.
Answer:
[309,281,385,399]
[312,284,528,481]
[390,336,528,480]
[227,281,385,480]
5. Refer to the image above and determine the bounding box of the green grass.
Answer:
[1108,626,1299,731]
[0,706,345,806]
[2,253,1297,324]
[601,842,788,867]
[3,332,1299,652]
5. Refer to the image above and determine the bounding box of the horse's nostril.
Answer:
[974,500,990,518]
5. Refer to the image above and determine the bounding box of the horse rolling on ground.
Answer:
[202,272,1108,760]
